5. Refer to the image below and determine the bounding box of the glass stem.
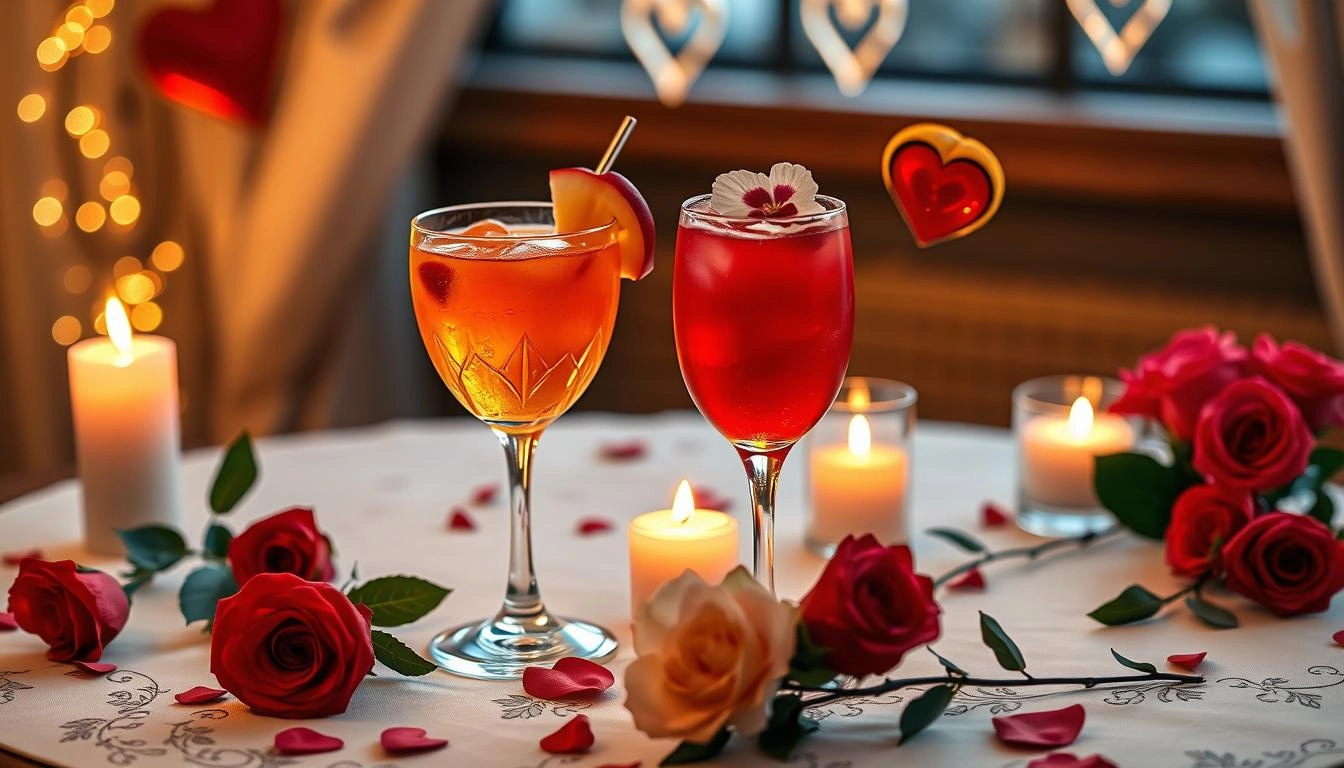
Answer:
[496,429,547,627]
[741,449,788,594]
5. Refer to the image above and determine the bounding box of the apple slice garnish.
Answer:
[550,168,655,280]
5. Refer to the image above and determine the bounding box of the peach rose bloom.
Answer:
[624,567,797,743]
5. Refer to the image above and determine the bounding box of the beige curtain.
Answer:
[1250,0,1344,352]
[0,0,489,477]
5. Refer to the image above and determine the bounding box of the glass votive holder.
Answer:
[805,377,916,557]
[1013,375,1136,538]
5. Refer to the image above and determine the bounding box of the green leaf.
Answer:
[1185,594,1238,629]
[1308,488,1336,528]
[788,624,837,687]
[179,564,238,625]
[121,570,153,599]
[1094,452,1179,539]
[202,523,233,561]
[1310,446,1344,483]
[898,684,955,745]
[925,527,986,554]
[758,695,819,760]
[661,729,731,765]
[346,575,451,628]
[928,647,968,677]
[209,431,258,515]
[1087,584,1164,626]
[117,525,189,573]
[978,612,1026,672]
[371,629,437,676]
[1110,648,1157,674]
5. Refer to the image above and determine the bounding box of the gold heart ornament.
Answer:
[801,0,907,96]
[1067,0,1171,76]
[882,123,1005,248]
[622,0,727,108]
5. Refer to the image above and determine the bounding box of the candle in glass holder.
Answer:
[68,298,183,555]
[628,480,739,616]
[1021,397,1133,508]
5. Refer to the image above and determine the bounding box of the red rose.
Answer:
[1110,327,1246,440]
[1163,485,1252,578]
[798,534,940,678]
[1221,512,1344,617]
[6,559,129,662]
[210,572,374,718]
[1250,334,1344,432]
[1192,378,1312,492]
[228,507,334,585]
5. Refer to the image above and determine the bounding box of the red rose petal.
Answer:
[274,727,344,756]
[1332,629,1344,646]
[946,567,986,591]
[694,486,732,512]
[524,657,615,700]
[1166,652,1207,671]
[982,502,1011,528]
[448,507,476,531]
[595,763,641,768]
[381,726,448,754]
[599,441,647,461]
[576,517,615,536]
[2,549,42,565]
[71,661,117,674]
[992,703,1086,748]
[175,686,228,705]
[539,714,595,754]
[470,484,499,506]
[1027,754,1118,768]
[0,612,17,631]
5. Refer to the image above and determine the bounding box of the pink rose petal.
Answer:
[982,502,1011,527]
[694,486,732,512]
[174,686,228,705]
[0,612,17,631]
[275,727,343,756]
[71,660,117,674]
[381,726,448,754]
[1333,629,1344,646]
[448,507,476,531]
[2,549,42,566]
[1166,652,1206,671]
[540,714,595,754]
[946,567,986,591]
[599,441,647,461]
[524,657,615,700]
[471,484,499,506]
[1027,754,1118,768]
[992,703,1086,749]
[576,517,615,536]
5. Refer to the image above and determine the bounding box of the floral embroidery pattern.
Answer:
[59,670,168,765]
[1185,738,1344,768]
[493,693,594,720]
[0,670,34,705]
[166,709,293,768]
[1217,666,1343,709]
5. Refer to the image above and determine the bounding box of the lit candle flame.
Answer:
[847,380,871,410]
[848,414,872,458]
[672,479,695,525]
[105,296,132,365]
[1067,397,1094,441]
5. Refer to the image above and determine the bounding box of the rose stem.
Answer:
[792,671,1205,708]
[595,115,637,174]
[932,525,1125,589]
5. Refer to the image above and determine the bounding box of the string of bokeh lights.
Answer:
[18,0,185,347]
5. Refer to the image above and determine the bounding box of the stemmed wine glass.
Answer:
[672,194,855,591]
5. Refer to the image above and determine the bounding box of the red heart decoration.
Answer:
[175,686,229,705]
[523,657,615,700]
[381,726,449,754]
[993,703,1086,748]
[137,0,285,127]
[539,714,595,754]
[883,123,1004,248]
[274,727,343,756]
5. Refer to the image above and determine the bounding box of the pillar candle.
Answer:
[629,480,739,616]
[807,414,908,546]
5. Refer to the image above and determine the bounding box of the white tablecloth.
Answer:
[1,413,1341,768]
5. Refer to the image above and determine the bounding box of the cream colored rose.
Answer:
[624,566,797,744]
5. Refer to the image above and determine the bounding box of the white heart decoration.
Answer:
[1067,0,1172,76]
[622,0,727,108]
[801,0,907,97]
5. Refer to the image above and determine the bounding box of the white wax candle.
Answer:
[628,480,739,616]
[68,299,183,555]
[808,414,909,547]
[1020,397,1134,509]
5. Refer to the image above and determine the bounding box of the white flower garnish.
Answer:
[710,162,825,219]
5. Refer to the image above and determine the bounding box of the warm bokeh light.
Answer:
[847,379,870,410]
[142,269,164,294]
[33,196,63,227]
[131,301,163,332]
[17,93,46,122]
[848,414,872,457]
[41,218,69,238]
[671,479,696,524]
[65,106,98,137]
[67,5,94,28]
[115,273,155,305]
[75,201,106,232]
[80,128,110,158]
[51,315,82,346]
[113,256,142,278]
[36,37,68,70]
[99,170,130,200]
[56,22,85,50]
[109,194,141,225]
[64,264,93,294]
[83,25,111,54]
[150,240,184,272]
[104,156,133,176]
[1067,397,1095,441]
[40,178,68,200]
[105,297,132,360]
[87,0,115,18]
[93,311,106,335]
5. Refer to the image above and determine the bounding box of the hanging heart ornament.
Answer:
[622,0,727,108]
[801,0,907,96]
[1067,0,1171,76]
[882,123,1004,248]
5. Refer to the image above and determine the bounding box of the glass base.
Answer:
[428,615,618,680]
[1016,498,1114,538]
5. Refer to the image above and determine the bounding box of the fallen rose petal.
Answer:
[1166,652,1207,671]
[1027,754,1118,768]
[576,517,615,536]
[946,567,986,591]
[381,727,449,754]
[993,703,1086,748]
[71,660,117,674]
[470,484,499,506]
[540,714,595,754]
[1,549,42,565]
[448,507,476,531]
[0,612,17,631]
[599,441,647,461]
[275,727,344,756]
[1333,629,1344,646]
[594,763,641,768]
[982,501,1011,527]
[174,686,228,705]
[524,657,615,700]
[694,486,732,512]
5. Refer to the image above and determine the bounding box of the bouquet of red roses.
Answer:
[1090,327,1344,627]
